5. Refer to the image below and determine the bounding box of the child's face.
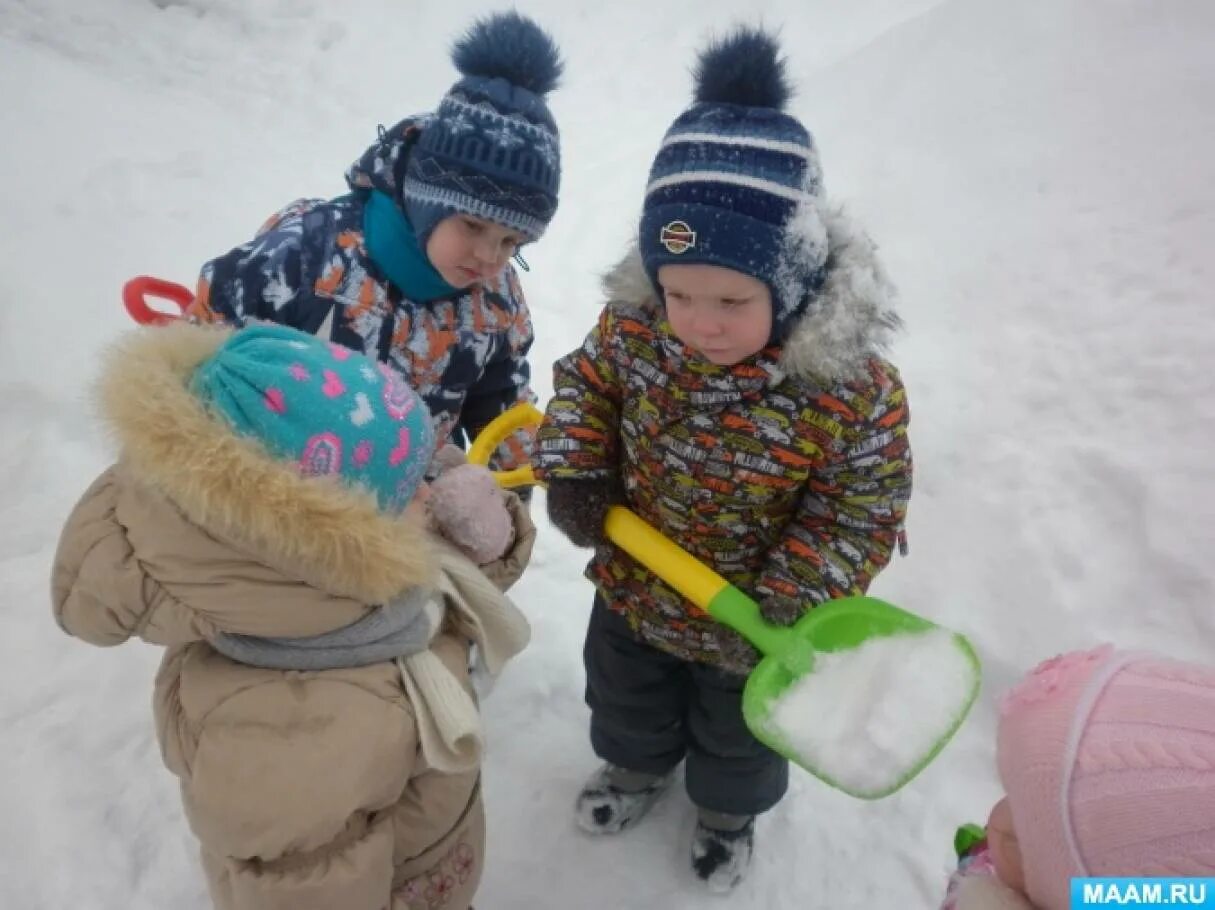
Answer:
[987,797,1027,896]
[658,264,773,366]
[426,214,525,289]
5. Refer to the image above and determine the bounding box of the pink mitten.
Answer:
[428,463,515,565]
[429,443,469,476]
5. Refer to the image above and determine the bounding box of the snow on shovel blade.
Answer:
[741,597,981,800]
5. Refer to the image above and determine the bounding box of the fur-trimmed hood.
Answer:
[96,322,436,604]
[602,205,902,383]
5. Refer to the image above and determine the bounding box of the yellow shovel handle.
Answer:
[465,401,544,471]
[602,507,734,613]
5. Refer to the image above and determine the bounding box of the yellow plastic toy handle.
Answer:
[466,402,543,488]
[602,506,728,612]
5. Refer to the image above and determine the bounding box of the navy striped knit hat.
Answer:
[403,12,563,244]
[639,28,829,344]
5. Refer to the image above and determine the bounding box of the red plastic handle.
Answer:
[123,276,194,326]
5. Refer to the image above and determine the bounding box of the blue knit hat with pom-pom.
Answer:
[639,28,829,344]
[403,11,563,245]
[190,325,437,515]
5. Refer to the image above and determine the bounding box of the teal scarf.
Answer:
[363,189,459,302]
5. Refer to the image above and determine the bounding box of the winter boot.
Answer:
[575,763,673,834]
[691,810,755,893]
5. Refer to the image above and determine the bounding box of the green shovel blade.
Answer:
[734,596,981,799]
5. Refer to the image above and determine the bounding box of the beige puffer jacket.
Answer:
[50,324,533,910]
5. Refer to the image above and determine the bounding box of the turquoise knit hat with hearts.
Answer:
[190,324,436,514]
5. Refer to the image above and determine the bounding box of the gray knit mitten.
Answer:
[759,593,805,627]
[545,476,620,549]
[716,629,761,675]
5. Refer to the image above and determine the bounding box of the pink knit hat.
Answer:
[995,645,1215,910]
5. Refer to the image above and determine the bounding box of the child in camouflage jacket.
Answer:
[189,12,562,474]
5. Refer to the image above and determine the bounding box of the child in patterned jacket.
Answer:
[188,11,562,478]
[533,28,913,892]
[942,645,1215,910]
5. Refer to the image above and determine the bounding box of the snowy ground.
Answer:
[2,0,1213,907]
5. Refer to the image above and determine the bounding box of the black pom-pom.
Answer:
[693,27,791,109]
[451,11,563,96]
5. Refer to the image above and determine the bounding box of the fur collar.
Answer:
[97,322,435,604]
[602,205,902,383]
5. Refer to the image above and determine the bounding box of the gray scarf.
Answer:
[211,586,437,670]
[209,542,531,773]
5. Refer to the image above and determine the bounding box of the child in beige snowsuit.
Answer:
[52,321,533,910]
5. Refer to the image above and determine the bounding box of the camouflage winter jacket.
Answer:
[187,117,536,468]
[535,208,913,673]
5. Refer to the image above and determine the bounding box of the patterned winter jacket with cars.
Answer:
[535,208,913,673]
[51,324,534,910]
[187,116,535,468]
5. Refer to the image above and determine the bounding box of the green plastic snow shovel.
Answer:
[468,403,982,800]
[602,507,982,800]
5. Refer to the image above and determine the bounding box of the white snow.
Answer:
[3,0,1214,908]
[759,630,979,798]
